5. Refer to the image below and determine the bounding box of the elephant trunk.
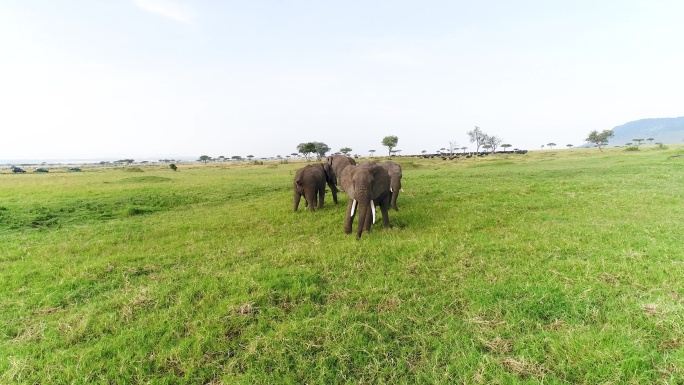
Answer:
[390,179,401,211]
[356,199,367,239]
[353,197,376,239]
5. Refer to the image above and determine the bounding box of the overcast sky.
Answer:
[1,0,683,161]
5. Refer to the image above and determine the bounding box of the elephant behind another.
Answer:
[293,163,333,212]
[379,161,402,211]
[326,155,357,202]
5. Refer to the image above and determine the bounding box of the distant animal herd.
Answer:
[8,166,81,173]
[294,155,403,239]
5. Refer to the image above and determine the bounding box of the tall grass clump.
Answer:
[1,147,683,384]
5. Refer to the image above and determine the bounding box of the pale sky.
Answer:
[1,0,683,161]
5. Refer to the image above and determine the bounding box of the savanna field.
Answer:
[1,147,683,384]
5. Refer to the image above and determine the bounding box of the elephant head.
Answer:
[380,161,403,211]
[339,162,391,239]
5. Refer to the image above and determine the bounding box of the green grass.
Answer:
[1,147,683,384]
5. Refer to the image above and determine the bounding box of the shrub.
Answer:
[624,146,640,151]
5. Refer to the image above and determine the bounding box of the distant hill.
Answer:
[581,117,684,147]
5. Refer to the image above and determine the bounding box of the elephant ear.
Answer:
[339,165,356,198]
[370,165,390,198]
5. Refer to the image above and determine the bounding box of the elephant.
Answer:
[379,161,403,211]
[293,163,334,212]
[339,162,391,239]
[326,155,356,203]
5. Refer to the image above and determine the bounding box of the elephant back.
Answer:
[295,164,325,187]
[327,155,356,184]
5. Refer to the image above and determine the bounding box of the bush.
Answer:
[126,206,152,216]
[624,146,640,151]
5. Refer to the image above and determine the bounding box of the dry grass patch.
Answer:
[235,303,257,316]
[479,337,512,354]
[501,356,547,379]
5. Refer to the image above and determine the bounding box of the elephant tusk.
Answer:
[351,199,357,217]
[401,188,405,192]
[390,187,393,193]
[371,199,376,224]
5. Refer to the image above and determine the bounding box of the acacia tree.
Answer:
[467,126,486,153]
[449,141,459,155]
[566,144,573,148]
[369,149,376,157]
[501,144,512,151]
[647,137,654,145]
[547,142,556,149]
[485,135,503,153]
[297,142,316,160]
[340,147,352,155]
[198,155,212,163]
[586,129,614,152]
[382,136,399,156]
[633,138,644,146]
[313,142,330,159]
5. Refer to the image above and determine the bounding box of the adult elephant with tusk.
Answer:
[339,162,391,239]
[379,161,403,211]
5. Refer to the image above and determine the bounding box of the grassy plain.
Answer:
[1,146,683,384]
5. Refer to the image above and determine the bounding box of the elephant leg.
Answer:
[328,182,339,204]
[294,190,302,211]
[305,188,316,212]
[318,184,325,208]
